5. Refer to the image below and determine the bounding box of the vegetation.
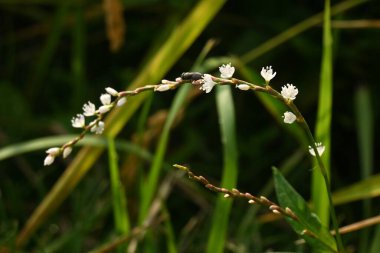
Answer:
[1,0,379,252]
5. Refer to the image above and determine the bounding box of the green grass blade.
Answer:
[138,84,190,223]
[107,138,130,238]
[354,86,374,251]
[311,0,333,230]
[206,85,238,253]
[273,167,337,252]
[332,174,380,205]
[162,206,178,253]
[0,135,150,162]
[16,0,226,246]
[355,86,374,185]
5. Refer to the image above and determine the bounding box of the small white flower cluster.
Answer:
[44,87,126,166]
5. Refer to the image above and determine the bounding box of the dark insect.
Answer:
[181,72,203,81]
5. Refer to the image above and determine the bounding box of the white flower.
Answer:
[281,84,298,101]
[308,142,325,156]
[71,114,85,128]
[105,87,119,96]
[236,84,250,91]
[91,121,105,135]
[219,63,235,78]
[82,101,96,116]
[100,93,111,105]
[200,74,216,93]
[63,147,72,158]
[46,147,60,156]
[117,97,127,107]
[154,84,171,92]
[283,111,297,124]
[98,105,111,114]
[261,66,276,82]
[44,155,55,166]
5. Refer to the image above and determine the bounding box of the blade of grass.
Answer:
[312,0,333,230]
[16,0,226,247]
[0,135,150,162]
[162,206,178,253]
[355,86,374,252]
[107,137,130,251]
[312,0,345,251]
[332,174,380,205]
[206,85,238,253]
[138,84,191,223]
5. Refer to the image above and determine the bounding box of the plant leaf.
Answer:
[273,167,337,252]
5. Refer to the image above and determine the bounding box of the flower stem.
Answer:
[289,103,345,252]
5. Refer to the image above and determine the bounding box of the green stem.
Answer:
[289,103,345,252]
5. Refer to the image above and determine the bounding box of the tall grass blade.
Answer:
[107,138,130,249]
[354,86,374,251]
[312,0,333,230]
[206,85,238,253]
[138,84,190,223]
[332,174,380,205]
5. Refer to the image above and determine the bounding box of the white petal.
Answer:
[105,87,119,96]
[100,93,111,105]
[281,84,298,100]
[261,66,276,82]
[46,147,60,156]
[63,147,72,158]
[44,155,55,166]
[200,74,216,93]
[219,63,235,79]
[71,114,85,128]
[283,111,297,124]
[98,105,111,114]
[91,121,105,135]
[83,101,96,116]
[117,97,127,107]
[236,84,250,91]
[155,84,171,92]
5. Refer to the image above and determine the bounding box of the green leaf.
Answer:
[107,138,130,237]
[273,167,337,252]
[312,0,333,228]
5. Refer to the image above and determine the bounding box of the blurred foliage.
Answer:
[1,0,380,252]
